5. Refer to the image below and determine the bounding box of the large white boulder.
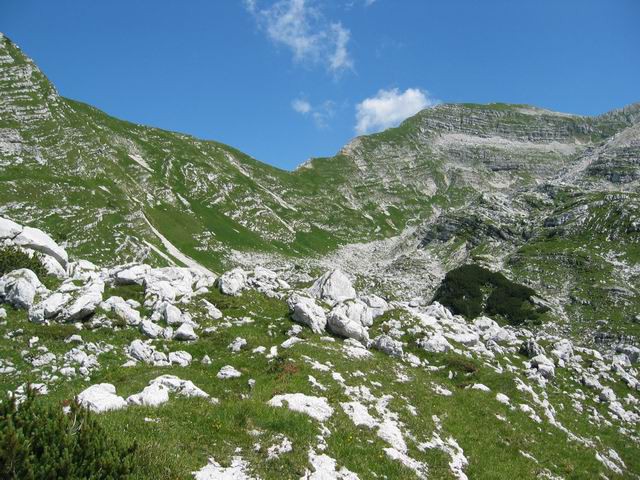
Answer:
[150,375,209,398]
[173,323,198,341]
[361,294,389,319]
[127,383,170,407]
[418,333,452,353]
[551,339,574,363]
[76,383,127,413]
[127,339,155,363]
[268,393,334,422]
[372,335,403,357]
[29,291,72,323]
[0,269,42,309]
[217,365,242,379]
[168,351,192,367]
[201,299,223,319]
[326,309,369,344]
[13,226,68,268]
[330,299,374,327]
[308,269,356,306]
[101,296,141,326]
[61,281,104,322]
[531,354,555,378]
[0,217,23,239]
[113,264,151,285]
[218,268,247,296]
[287,293,327,333]
[140,319,165,339]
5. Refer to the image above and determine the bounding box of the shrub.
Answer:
[0,388,138,480]
[0,246,49,279]
[434,264,546,326]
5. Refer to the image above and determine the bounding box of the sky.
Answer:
[1,0,639,170]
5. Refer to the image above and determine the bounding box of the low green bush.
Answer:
[434,264,547,326]
[0,246,49,279]
[0,388,138,480]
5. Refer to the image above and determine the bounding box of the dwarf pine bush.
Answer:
[0,247,48,279]
[0,388,138,480]
[434,264,547,326]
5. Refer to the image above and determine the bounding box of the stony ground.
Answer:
[1,216,639,479]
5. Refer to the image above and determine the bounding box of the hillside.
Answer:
[0,32,639,479]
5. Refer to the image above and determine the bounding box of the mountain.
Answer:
[2,32,638,345]
[0,33,639,480]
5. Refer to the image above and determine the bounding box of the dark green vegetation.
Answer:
[0,388,138,480]
[434,264,548,326]
[0,247,48,279]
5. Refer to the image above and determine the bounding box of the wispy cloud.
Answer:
[355,88,437,134]
[245,0,353,75]
[291,98,312,114]
[291,97,335,128]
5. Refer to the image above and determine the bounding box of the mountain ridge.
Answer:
[1,32,638,345]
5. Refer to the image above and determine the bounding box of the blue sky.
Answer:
[2,0,639,170]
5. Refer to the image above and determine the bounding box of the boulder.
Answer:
[519,339,545,358]
[418,334,452,353]
[218,268,247,296]
[531,354,555,378]
[113,264,151,285]
[217,365,242,379]
[102,296,141,326]
[287,293,327,333]
[308,269,356,306]
[361,294,389,319]
[330,299,374,327]
[29,292,72,323]
[76,384,127,413]
[127,339,155,363]
[150,375,209,398]
[201,299,223,319]
[13,226,68,268]
[127,383,170,407]
[168,351,192,367]
[0,269,42,309]
[616,344,639,364]
[326,309,369,344]
[140,319,164,339]
[372,335,403,357]
[0,217,22,239]
[173,323,198,341]
[61,281,104,322]
[551,339,574,362]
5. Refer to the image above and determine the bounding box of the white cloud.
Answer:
[355,88,436,134]
[292,97,335,128]
[328,23,352,73]
[292,98,312,114]
[245,0,353,75]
